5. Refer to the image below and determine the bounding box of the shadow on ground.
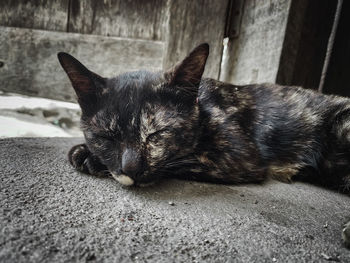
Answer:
[1,138,350,262]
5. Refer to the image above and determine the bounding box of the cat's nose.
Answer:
[121,148,142,178]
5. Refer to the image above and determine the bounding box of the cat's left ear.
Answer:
[166,43,209,94]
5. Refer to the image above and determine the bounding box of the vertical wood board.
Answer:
[0,0,69,32]
[163,0,230,79]
[220,0,291,85]
[323,0,350,97]
[68,0,169,41]
[276,0,337,90]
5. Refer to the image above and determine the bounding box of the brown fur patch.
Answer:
[267,164,302,183]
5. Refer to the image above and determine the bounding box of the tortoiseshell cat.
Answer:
[58,43,350,246]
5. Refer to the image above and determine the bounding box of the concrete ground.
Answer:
[1,138,350,263]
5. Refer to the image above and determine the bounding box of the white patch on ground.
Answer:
[0,93,82,137]
[0,93,79,110]
[0,116,71,137]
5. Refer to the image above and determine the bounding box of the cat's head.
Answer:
[58,43,209,186]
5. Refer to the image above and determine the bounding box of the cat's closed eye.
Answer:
[147,129,170,143]
[96,134,115,142]
[89,134,118,150]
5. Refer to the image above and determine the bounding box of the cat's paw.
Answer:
[342,221,350,248]
[68,144,109,176]
[68,144,90,169]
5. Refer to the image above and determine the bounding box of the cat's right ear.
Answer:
[165,43,209,96]
[57,52,105,113]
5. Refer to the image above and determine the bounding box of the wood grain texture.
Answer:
[68,0,169,41]
[224,0,244,38]
[0,0,69,32]
[276,0,337,90]
[0,26,164,102]
[323,0,350,97]
[220,0,291,85]
[163,0,230,79]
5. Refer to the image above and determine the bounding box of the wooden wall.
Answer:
[219,0,344,98]
[0,0,69,32]
[0,27,164,101]
[1,0,345,101]
[220,0,292,85]
[0,0,168,40]
[67,0,168,41]
[276,0,337,90]
[163,0,230,79]
[0,0,167,101]
[323,0,350,97]
[0,0,230,101]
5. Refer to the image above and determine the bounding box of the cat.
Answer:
[58,43,350,246]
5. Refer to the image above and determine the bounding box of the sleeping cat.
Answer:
[58,43,350,246]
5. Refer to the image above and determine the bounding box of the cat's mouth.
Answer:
[111,173,135,186]
[110,171,160,187]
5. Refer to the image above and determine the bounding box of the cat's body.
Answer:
[58,43,350,246]
[196,79,350,189]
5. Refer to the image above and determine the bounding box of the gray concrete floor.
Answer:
[1,138,350,262]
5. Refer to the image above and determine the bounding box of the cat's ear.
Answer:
[57,52,105,112]
[166,43,209,93]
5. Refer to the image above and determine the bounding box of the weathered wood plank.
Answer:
[276,0,337,90]
[224,0,244,38]
[0,0,69,32]
[0,26,164,102]
[163,0,230,79]
[68,0,168,41]
[220,0,291,84]
[323,0,350,97]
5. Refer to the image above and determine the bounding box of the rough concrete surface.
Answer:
[1,138,350,262]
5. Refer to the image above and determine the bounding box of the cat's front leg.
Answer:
[68,144,109,176]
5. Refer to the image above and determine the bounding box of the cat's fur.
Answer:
[58,43,350,245]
